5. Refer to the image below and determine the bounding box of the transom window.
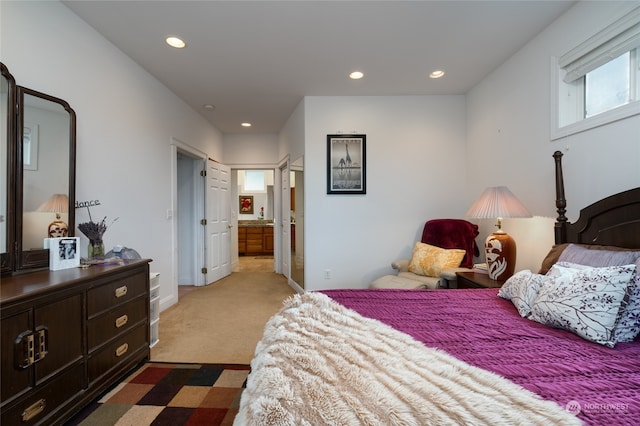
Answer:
[552,5,640,139]
[585,50,635,118]
[244,170,265,192]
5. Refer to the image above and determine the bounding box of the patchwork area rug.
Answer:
[65,362,250,426]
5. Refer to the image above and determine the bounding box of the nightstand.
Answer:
[456,271,505,289]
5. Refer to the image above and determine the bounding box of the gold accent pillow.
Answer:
[408,242,466,277]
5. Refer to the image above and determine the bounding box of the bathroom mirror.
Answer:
[290,156,304,288]
[0,63,16,275]
[15,86,76,271]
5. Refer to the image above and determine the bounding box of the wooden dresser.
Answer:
[0,259,151,425]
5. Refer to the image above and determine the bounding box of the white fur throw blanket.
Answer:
[234,292,581,426]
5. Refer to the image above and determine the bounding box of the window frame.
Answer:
[243,170,266,193]
[551,5,640,140]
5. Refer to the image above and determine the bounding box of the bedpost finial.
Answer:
[554,150,567,244]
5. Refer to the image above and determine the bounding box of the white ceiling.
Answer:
[63,1,575,134]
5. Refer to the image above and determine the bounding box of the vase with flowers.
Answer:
[77,207,118,260]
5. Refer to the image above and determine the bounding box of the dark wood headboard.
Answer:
[554,151,640,249]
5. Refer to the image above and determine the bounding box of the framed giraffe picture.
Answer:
[326,134,366,194]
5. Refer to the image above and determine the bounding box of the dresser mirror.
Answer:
[16,87,76,271]
[0,61,76,275]
[1,63,16,275]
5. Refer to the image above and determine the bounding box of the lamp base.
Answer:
[48,220,68,238]
[484,231,516,281]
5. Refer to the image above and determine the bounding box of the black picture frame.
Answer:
[326,134,366,194]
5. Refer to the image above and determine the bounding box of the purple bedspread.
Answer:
[321,288,640,425]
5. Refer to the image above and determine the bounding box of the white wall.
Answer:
[278,100,306,162]
[2,1,224,310]
[303,96,467,290]
[223,133,279,166]
[466,0,640,273]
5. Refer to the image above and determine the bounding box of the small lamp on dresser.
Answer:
[466,186,531,281]
[37,193,69,237]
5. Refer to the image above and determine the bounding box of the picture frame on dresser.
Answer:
[48,236,80,270]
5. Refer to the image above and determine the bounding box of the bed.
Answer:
[235,151,640,426]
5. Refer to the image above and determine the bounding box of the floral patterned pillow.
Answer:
[408,242,466,277]
[614,258,640,342]
[498,270,546,317]
[530,264,635,347]
[546,261,640,343]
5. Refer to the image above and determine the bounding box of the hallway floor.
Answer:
[178,255,275,298]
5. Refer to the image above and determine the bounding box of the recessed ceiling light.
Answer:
[429,70,445,79]
[349,71,364,80]
[241,122,252,127]
[203,104,215,111]
[166,36,186,49]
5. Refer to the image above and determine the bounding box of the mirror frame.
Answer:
[1,63,17,275]
[15,86,76,272]
[290,156,304,288]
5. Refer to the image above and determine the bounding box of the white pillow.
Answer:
[545,261,592,278]
[498,270,545,318]
[530,264,635,347]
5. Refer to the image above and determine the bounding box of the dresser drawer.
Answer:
[87,272,147,318]
[87,324,148,384]
[87,297,148,352]
[0,362,84,426]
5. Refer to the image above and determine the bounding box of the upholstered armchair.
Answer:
[370,219,479,289]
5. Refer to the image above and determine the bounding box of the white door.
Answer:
[280,161,290,279]
[206,159,231,284]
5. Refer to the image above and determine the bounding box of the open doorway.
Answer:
[232,169,276,273]
[176,150,206,287]
[171,140,232,303]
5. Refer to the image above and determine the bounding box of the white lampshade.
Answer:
[466,186,531,220]
[37,194,69,216]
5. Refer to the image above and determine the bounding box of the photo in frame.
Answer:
[48,237,80,271]
[239,195,254,214]
[327,134,366,194]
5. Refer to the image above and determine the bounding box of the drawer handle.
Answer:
[115,314,128,328]
[115,342,129,357]
[22,398,46,422]
[115,285,128,298]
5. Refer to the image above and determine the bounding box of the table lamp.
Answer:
[37,194,69,237]
[466,186,531,280]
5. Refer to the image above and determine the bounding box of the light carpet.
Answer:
[151,268,296,365]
